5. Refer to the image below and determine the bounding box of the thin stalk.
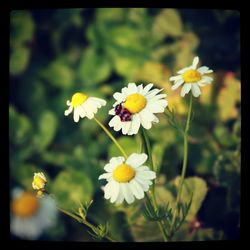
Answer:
[140,128,157,208]
[57,206,117,242]
[169,94,193,237]
[93,116,128,159]
[145,193,169,242]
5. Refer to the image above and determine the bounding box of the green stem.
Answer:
[145,193,168,242]
[93,116,128,159]
[170,94,193,238]
[57,206,117,242]
[140,128,157,208]
[141,128,169,241]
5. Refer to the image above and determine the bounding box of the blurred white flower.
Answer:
[10,188,57,240]
[64,92,106,122]
[169,56,213,97]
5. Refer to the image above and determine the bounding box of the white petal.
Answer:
[130,114,140,135]
[127,83,138,93]
[113,92,126,102]
[126,153,148,167]
[177,66,191,74]
[115,188,125,204]
[114,119,122,132]
[109,108,116,115]
[139,113,152,130]
[104,181,116,199]
[78,105,86,118]
[137,84,144,93]
[192,56,199,69]
[180,83,192,97]
[169,75,182,82]
[136,165,150,172]
[139,108,155,122]
[109,115,120,127]
[172,79,184,90]
[66,100,71,106]
[137,170,156,180]
[121,121,131,135]
[191,84,201,97]
[197,66,212,74]
[121,183,134,204]
[82,103,94,119]
[142,83,154,95]
[134,176,151,191]
[129,180,145,199]
[98,173,112,180]
[150,94,167,101]
[146,103,165,113]
[90,97,107,106]
[110,156,125,166]
[73,108,80,122]
[146,88,163,99]
[110,182,120,203]
[64,105,73,116]
[202,76,213,82]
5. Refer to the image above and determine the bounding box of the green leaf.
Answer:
[152,9,183,41]
[40,60,74,89]
[77,47,112,85]
[52,170,94,210]
[10,10,35,47]
[34,111,58,151]
[96,8,125,22]
[108,137,141,158]
[9,106,33,145]
[11,163,38,190]
[10,46,30,75]
[178,177,208,221]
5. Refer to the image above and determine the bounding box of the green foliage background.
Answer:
[9,8,240,241]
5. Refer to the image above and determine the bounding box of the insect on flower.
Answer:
[114,103,132,122]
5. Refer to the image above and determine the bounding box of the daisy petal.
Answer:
[64,105,73,116]
[191,84,201,97]
[192,56,199,69]
[126,153,148,167]
[180,83,192,97]
[73,108,80,122]
[172,79,184,90]
[129,179,144,199]
[121,183,134,204]
[109,108,116,115]
[98,173,112,180]
[113,92,126,102]
[142,83,154,95]
[169,75,182,82]
[110,182,120,203]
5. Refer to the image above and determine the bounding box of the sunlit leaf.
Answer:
[52,170,94,210]
[10,47,30,75]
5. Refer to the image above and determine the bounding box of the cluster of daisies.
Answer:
[10,56,213,239]
[63,56,213,205]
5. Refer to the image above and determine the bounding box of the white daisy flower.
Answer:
[108,83,168,135]
[98,153,156,204]
[64,92,107,122]
[32,172,47,190]
[10,188,57,240]
[169,56,213,97]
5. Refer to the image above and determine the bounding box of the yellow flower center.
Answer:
[113,163,135,183]
[123,93,147,113]
[71,92,88,107]
[11,192,39,218]
[182,69,201,83]
[33,176,46,190]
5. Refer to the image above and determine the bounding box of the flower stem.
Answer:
[169,94,193,238]
[57,206,117,242]
[141,128,169,241]
[145,193,169,242]
[93,116,128,159]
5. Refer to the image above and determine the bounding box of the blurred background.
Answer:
[9,8,240,241]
